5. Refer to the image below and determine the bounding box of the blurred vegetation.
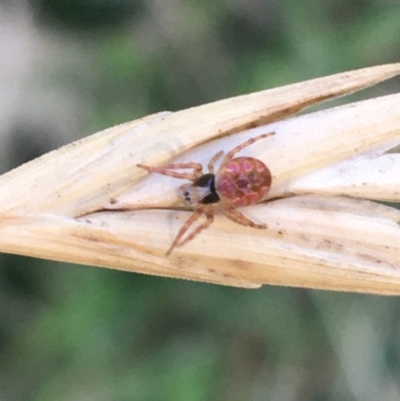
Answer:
[1,0,400,400]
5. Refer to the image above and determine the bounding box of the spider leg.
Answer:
[221,132,275,166]
[220,207,245,226]
[207,151,224,174]
[166,206,214,255]
[137,162,203,181]
[222,204,267,229]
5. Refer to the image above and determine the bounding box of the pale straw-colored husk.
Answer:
[1,64,400,294]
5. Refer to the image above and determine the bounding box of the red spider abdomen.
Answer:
[215,157,272,207]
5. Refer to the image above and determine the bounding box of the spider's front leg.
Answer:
[166,206,214,255]
[137,162,203,181]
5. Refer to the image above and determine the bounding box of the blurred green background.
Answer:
[1,1,400,400]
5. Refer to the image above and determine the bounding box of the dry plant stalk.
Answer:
[1,64,400,294]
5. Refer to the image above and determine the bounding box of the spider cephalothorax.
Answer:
[137,132,274,255]
[180,173,220,206]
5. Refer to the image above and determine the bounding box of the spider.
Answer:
[137,132,275,255]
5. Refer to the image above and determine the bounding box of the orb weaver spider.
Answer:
[137,132,275,255]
